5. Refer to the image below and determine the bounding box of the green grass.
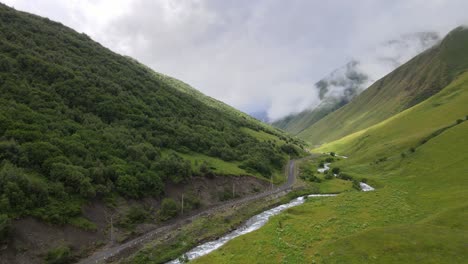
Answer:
[161,150,287,184]
[241,127,286,145]
[296,157,354,194]
[162,150,248,176]
[192,70,468,263]
[296,27,468,146]
[126,191,311,264]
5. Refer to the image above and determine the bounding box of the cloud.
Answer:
[4,0,468,120]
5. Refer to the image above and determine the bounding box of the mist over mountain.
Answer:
[250,110,270,123]
[272,31,440,131]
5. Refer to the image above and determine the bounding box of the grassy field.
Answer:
[192,72,468,263]
[296,27,468,146]
[161,149,288,185]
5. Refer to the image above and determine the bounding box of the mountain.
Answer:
[296,27,468,146]
[193,27,468,264]
[249,110,270,123]
[273,32,440,135]
[0,4,304,260]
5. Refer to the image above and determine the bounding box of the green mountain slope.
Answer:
[273,98,346,135]
[194,50,468,264]
[298,26,468,146]
[0,4,303,228]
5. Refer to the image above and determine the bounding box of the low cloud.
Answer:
[4,0,468,120]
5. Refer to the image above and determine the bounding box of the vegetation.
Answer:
[158,198,179,221]
[197,66,467,264]
[193,29,468,263]
[45,245,72,264]
[299,165,321,183]
[0,214,11,243]
[0,4,303,225]
[296,26,468,145]
[117,205,150,229]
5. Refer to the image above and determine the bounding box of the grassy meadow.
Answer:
[192,72,468,263]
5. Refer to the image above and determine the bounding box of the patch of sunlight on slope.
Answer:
[316,121,468,264]
[317,71,468,163]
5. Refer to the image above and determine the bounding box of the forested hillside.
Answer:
[297,27,468,146]
[0,4,303,229]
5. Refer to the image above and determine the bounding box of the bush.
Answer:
[159,198,179,221]
[45,245,72,264]
[200,161,215,179]
[183,193,201,210]
[324,173,334,180]
[0,214,11,243]
[116,175,140,199]
[240,156,272,177]
[280,144,299,157]
[352,180,361,191]
[456,119,463,124]
[118,206,149,229]
[331,167,340,174]
[218,187,237,201]
[157,154,192,184]
[338,173,353,181]
[330,152,335,157]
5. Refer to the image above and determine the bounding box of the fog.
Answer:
[4,0,468,120]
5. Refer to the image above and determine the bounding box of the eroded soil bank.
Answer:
[1,175,270,264]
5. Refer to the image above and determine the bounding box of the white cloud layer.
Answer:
[4,0,468,120]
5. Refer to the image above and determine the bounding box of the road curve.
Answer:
[77,158,301,264]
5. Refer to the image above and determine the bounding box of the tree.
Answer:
[116,175,140,198]
[280,144,299,157]
[157,154,192,184]
[20,142,61,171]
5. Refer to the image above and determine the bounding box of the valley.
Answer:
[0,2,467,264]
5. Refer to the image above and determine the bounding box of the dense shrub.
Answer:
[45,245,72,264]
[337,173,354,181]
[352,180,361,191]
[118,206,149,229]
[159,198,179,221]
[0,214,11,242]
[331,167,340,174]
[299,166,322,183]
[157,154,192,184]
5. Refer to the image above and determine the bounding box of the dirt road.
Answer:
[77,158,301,264]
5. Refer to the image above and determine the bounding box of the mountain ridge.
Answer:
[296,26,468,145]
[273,31,440,135]
[0,4,304,261]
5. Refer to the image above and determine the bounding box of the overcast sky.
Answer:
[4,0,468,120]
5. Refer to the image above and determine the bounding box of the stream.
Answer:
[167,154,374,263]
[167,194,337,264]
